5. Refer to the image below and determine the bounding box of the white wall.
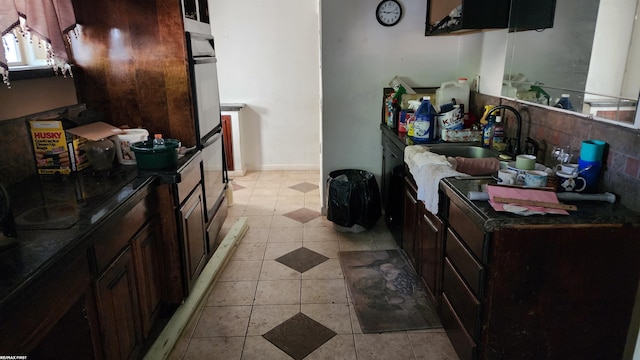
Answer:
[209,0,321,171]
[320,0,487,210]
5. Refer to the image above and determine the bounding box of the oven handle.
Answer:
[202,131,222,148]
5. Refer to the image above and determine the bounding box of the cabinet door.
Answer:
[28,291,99,359]
[131,219,164,338]
[180,185,208,291]
[419,206,443,304]
[402,176,418,268]
[95,247,143,360]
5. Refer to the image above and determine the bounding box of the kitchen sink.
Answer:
[426,145,500,158]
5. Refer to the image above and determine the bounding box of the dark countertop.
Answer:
[441,177,640,232]
[0,151,200,307]
[381,123,640,231]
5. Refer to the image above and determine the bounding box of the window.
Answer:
[3,31,51,70]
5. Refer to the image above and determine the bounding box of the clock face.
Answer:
[376,0,402,26]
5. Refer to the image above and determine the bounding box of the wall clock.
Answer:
[376,0,402,27]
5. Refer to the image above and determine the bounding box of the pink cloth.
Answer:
[1,0,77,85]
[487,185,569,215]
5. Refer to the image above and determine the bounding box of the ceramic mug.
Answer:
[578,158,602,193]
[515,154,536,170]
[556,171,586,192]
[555,163,578,175]
[524,170,548,187]
[497,169,518,185]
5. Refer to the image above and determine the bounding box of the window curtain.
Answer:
[0,0,77,86]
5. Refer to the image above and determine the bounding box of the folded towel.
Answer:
[449,156,500,175]
[404,145,464,214]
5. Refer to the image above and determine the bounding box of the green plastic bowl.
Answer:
[130,139,179,170]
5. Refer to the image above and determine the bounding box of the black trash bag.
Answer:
[327,169,381,229]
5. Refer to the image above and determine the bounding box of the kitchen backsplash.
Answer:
[471,92,640,212]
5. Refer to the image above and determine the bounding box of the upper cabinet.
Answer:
[426,0,510,35]
[182,0,212,34]
[508,0,556,31]
[425,0,556,36]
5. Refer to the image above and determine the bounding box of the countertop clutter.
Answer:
[441,177,640,231]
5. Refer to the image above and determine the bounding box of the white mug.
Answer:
[555,163,578,175]
[524,170,548,187]
[498,169,518,185]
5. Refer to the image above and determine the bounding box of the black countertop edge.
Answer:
[440,177,640,232]
[0,175,157,307]
[0,151,201,307]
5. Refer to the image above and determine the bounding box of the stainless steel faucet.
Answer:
[486,105,523,157]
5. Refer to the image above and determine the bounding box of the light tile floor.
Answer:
[168,170,459,360]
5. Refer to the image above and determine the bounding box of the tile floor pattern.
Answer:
[168,170,459,360]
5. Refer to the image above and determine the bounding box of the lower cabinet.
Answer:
[95,247,143,360]
[418,202,443,304]
[403,173,444,306]
[438,181,640,360]
[402,175,419,269]
[131,220,164,338]
[180,184,207,292]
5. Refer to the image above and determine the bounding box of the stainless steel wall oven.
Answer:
[186,31,228,252]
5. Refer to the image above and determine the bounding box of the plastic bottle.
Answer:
[436,78,470,116]
[554,94,574,111]
[153,133,165,147]
[482,114,494,148]
[479,105,494,125]
[491,115,507,151]
[412,96,437,144]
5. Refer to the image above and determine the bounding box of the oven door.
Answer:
[201,129,226,222]
[187,32,222,145]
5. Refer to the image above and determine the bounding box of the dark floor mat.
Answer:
[339,249,442,333]
[263,312,336,360]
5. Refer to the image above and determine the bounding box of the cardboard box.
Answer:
[29,120,124,175]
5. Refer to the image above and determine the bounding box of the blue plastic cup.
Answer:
[577,158,602,193]
[580,140,606,162]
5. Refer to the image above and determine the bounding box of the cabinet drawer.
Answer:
[448,200,485,261]
[93,192,152,272]
[441,292,477,360]
[443,257,481,339]
[446,228,484,295]
[176,152,202,205]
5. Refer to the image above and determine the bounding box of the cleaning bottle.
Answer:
[479,105,494,125]
[482,113,494,148]
[491,115,507,151]
[555,94,574,111]
[413,96,437,144]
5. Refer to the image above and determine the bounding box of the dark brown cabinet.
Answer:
[180,184,208,291]
[426,0,510,35]
[402,173,444,306]
[156,151,208,302]
[418,203,443,304]
[95,247,143,360]
[438,179,640,359]
[131,220,164,338]
[402,175,419,269]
